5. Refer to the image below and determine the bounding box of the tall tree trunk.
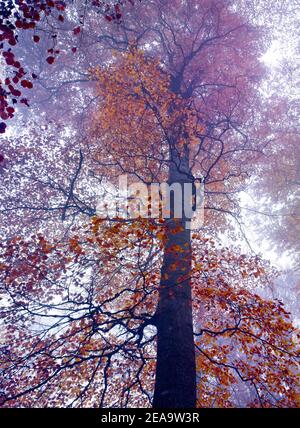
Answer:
[153,145,196,408]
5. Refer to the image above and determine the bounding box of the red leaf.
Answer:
[5,57,14,66]
[56,2,66,11]
[33,35,40,43]
[15,21,23,29]
[46,56,55,64]
[20,98,29,106]
[21,80,33,89]
[8,39,17,46]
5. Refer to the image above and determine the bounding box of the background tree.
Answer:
[0,0,141,133]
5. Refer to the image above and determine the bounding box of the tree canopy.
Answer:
[0,0,299,408]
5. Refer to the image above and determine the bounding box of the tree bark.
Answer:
[153,145,196,408]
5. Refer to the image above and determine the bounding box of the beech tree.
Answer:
[0,0,299,408]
